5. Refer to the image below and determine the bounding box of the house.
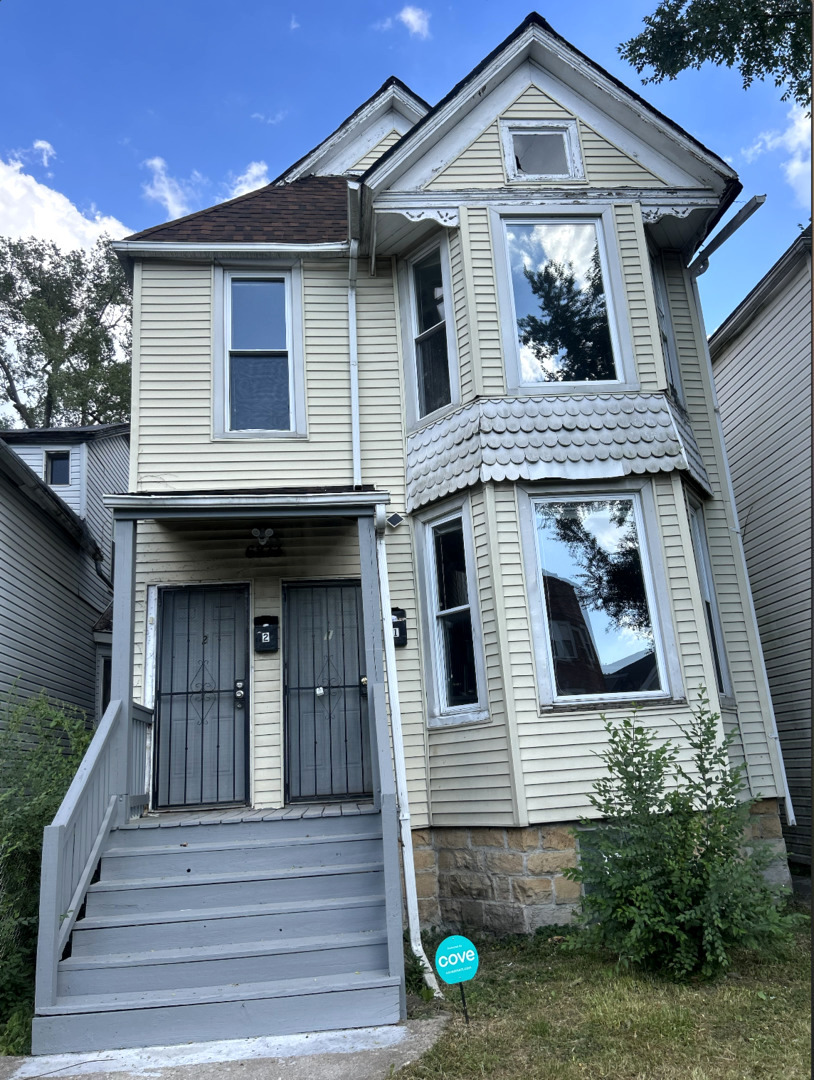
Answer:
[710,226,812,867]
[0,424,129,719]
[33,14,794,1055]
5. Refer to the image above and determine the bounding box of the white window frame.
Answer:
[213,265,306,439]
[44,447,72,486]
[648,246,684,405]
[415,497,488,727]
[499,118,585,182]
[518,480,682,708]
[491,206,636,394]
[687,498,733,702]
[399,234,460,430]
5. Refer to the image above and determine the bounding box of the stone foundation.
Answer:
[410,798,792,934]
[412,824,581,934]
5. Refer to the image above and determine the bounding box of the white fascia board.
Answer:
[284,87,427,182]
[111,241,348,260]
[367,25,734,196]
[373,188,720,211]
[105,491,390,513]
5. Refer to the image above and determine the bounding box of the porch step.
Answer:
[35,811,402,1053]
[32,972,402,1054]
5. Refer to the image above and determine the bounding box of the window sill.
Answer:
[507,382,640,396]
[213,430,309,441]
[538,696,685,715]
[428,708,491,730]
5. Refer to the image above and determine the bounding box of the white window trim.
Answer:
[43,446,73,486]
[415,497,489,727]
[687,498,734,702]
[499,118,585,183]
[648,246,684,405]
[491,205,637,394]
[213,265,307,439]
[517,480,683,708]
[398,233,460,431]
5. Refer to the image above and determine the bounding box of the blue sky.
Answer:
[0,1,809,329]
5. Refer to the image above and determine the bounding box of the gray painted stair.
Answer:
[32,810,401,1054]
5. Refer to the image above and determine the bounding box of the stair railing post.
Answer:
[111,515,137,826]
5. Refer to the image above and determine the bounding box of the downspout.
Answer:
[348,238,362,487]
[375,509,443,999]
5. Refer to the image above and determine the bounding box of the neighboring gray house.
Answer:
[710,227,812,865]
[0,424,129,718]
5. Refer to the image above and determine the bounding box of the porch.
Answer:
[33,490,407,1054]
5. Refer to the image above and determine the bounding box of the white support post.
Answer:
[111,515,137,825]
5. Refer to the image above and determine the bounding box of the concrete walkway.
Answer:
[0,1021,447,1080]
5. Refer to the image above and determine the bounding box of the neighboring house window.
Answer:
[499,119,584,182]
[419,502,487,726]
[215,268,305,438]
[649,249,683,403]
[530,493,668,702]
[500,216,624,387]
[408,243,456,419]
[45,450,71,486]
[688,502,731,697]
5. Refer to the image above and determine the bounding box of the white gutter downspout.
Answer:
[348,238,362,487]
[375,509,443,999]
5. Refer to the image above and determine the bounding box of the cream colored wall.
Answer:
[353,129,402,171]
[427,84,668,191]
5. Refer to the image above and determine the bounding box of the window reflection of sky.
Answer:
[506,222,600,382]
[536,500,655,670]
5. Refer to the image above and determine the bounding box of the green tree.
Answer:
[518,245,615,383]
[620,1,812,111]
[0,237,131,428]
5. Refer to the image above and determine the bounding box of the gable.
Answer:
[353,129,403,172]
[427,84,666,190]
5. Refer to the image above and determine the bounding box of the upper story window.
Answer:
[649,249,684,404]
[687,501,731,698]
[215,268,306,439]
[503,218,620,386]
[45,450,71,486]
[500,119,584,182]
[401,238,459,426]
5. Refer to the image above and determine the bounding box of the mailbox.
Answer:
[254,615,279,653]
[391,608,407,648]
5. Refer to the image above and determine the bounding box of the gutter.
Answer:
[348,236,362,487]
[374,508,442,1000]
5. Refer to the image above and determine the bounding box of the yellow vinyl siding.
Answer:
[614,203,662,391]
[137,261,355,490]
[427,84,666,191]
[464,208,506,396]
[663,254,782,795]
[353,129,402,171]
[448,229,474,401]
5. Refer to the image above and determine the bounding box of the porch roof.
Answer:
[105,487,390,521]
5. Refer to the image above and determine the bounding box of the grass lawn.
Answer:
[403,923,811,1080]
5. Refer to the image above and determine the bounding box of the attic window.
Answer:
[500,119,583,182]
[45,451,70,486]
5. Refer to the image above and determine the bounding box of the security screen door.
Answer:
[284,581,372,801]
[155,585,250,808]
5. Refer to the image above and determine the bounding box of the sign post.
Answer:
[434,935,479,1024]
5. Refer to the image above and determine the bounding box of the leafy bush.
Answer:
[0,692,91,1053]
[565,691,799,979]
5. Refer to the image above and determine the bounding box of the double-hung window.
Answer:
[649,249,683,403]
[688,501,731,698]
[405,242,457,422]
[498,214,628,388]
[421,504,486,725]
[217,269,305,438]
[526,491,670,703]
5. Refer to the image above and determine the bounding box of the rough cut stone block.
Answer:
[750,799,779,815]
[469,827,507,847]
[418,898,440,926]
[554,876,582,903]
[527,905,573,931]
[527,850,578,874]
[444,871,493,901]
[482,901,527,935]
[755,814,783,839]
[484,851,524,875]
[415,871,439,900]
[412,847,438,872]
[542,826,576,850]
[507,827,541,851]
[433,827,469,848]
[458,899,486,929]
[512,877,553,904]
[411,829,432,847]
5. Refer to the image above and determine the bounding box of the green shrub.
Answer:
[565,691,799,979]
[0,691,92,1053]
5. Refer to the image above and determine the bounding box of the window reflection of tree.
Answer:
[537,501,654,643]
[518,245,615,381]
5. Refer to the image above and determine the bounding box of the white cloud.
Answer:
[0,155,130,248]
[251,110,287,126]
[290,14,299,30]
[397,5,430,38]
[373,17,394,31]
[142,157,206,220]
[32,139,56,167]
[225,161,269,199]
[741,107,811,207]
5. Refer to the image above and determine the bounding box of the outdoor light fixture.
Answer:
[245,526,283,558]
